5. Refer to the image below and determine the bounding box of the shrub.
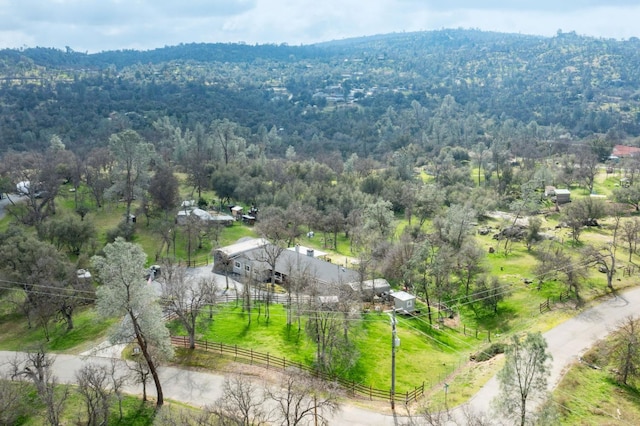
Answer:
[106,220,135,242]
[471,342,506,362]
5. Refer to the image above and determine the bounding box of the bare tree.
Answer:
[265,368,341,426]
[609,316,640,386]
[83,147,113,208]
[11,348,68,426]
[76,363,114,426]
[256,243,285,322]
[583,243,617,293]
[107,129,154,224]
[305,292,358,375]
[128,349,153,402]
[161,260,217,349]
[0,370,32,425]
[0,141,70,225]
[210,118,246,166]
[209,374,269,426]
[620,218,640,262]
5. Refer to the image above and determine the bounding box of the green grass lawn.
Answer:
[555,354,640,425]
[0,301,116,353]
[167,301,476,393]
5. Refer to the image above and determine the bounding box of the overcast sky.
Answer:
[1,1,640,53]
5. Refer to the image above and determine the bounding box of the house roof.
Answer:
[348,279,391,293]
[217,238,269,257]
[555,189,571,195]
[239,243,360,286]
[287,245,327,258]
[612,145,640,157]
[177,208,234,222]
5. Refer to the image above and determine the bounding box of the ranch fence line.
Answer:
[169,335,424,406]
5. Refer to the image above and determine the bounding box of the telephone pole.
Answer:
[391,307,397,410]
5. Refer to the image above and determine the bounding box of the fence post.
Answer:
[205,339,208,351]
[488,330,491,343]
[267,353,270,370]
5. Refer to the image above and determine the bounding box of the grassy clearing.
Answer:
[168,301,477,392]
[555,362,640,425]
[0,302,115,353]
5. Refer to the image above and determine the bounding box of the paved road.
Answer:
[3,267,640,424]
[462,287,640,423]
[0,350,404,425]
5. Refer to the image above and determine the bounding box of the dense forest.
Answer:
[0,29,639,158]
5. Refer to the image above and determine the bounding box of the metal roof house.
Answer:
[176,208,234,226]
[213,238,361,290]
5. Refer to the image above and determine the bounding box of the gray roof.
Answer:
[242,243,360,286]
[217,238,269,257]
[391,290,416,302]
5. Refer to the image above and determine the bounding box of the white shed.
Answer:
[554,188,571,204]
[391,290,416,314]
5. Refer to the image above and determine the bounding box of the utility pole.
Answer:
[391,307,397,410]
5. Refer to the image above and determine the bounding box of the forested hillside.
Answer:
[0,29,639,157]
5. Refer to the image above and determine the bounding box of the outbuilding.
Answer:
[554,188,571,204]
[391,290,416,314]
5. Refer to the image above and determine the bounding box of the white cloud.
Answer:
[0,1,639,52]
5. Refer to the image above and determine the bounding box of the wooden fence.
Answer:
[539,298,551,313]
[170,335,424,405]
[537,289,574,314]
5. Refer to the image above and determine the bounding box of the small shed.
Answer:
[391,291,416,314]
[554,189,571,204]
[230,205,243,219]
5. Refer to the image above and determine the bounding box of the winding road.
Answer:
[1,195,638,424]
[1,284,639,425]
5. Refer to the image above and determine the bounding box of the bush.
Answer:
[471,342,506,362]
[106,220,135,242]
